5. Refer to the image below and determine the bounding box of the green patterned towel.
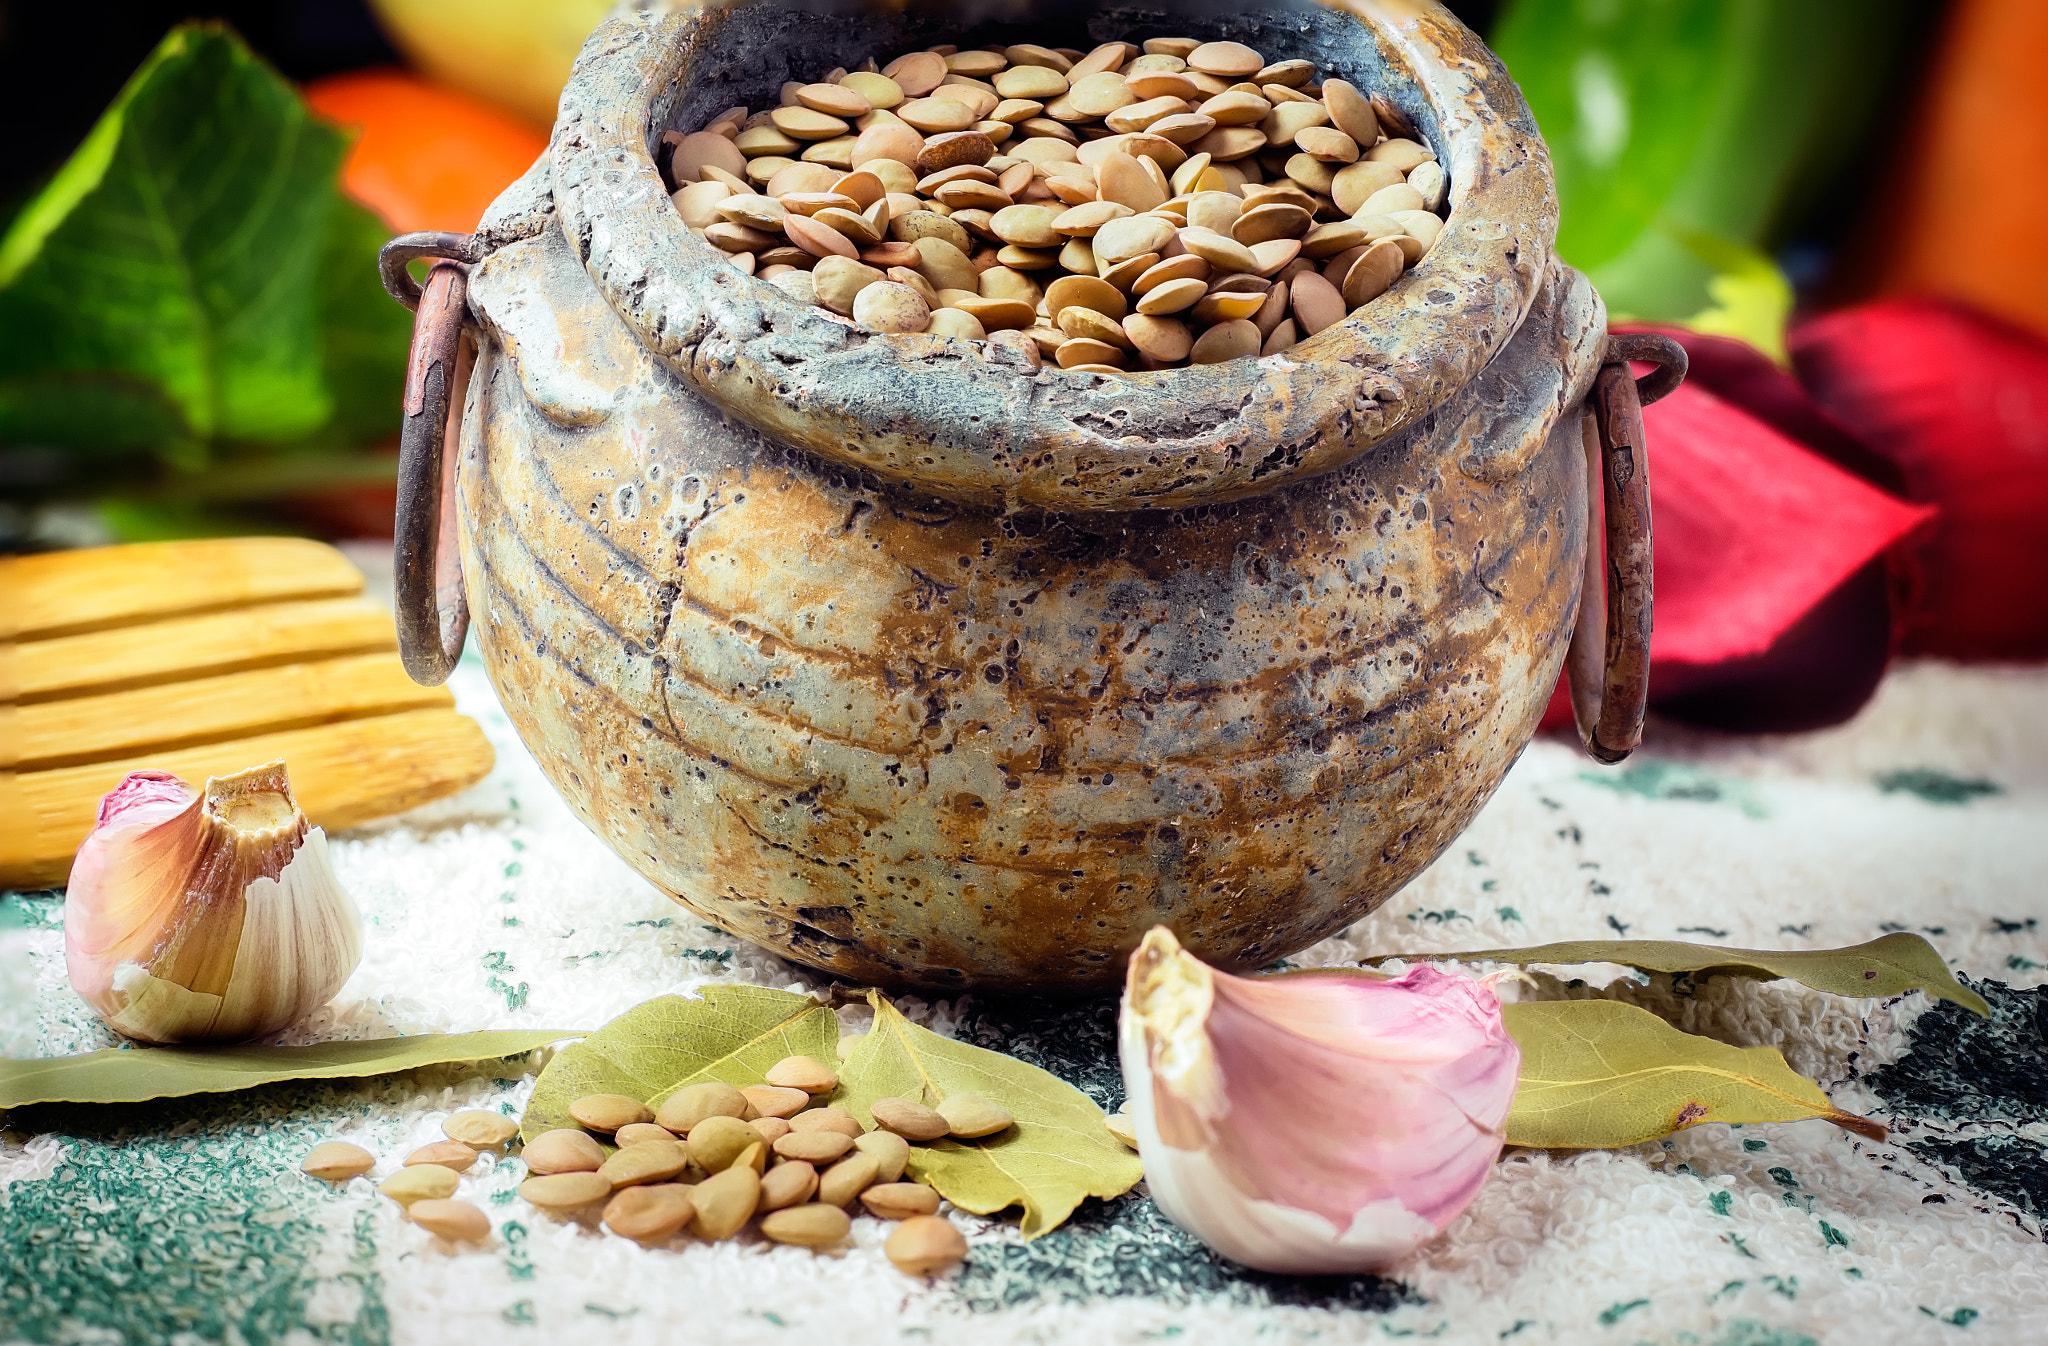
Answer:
[4,656,2045,1345]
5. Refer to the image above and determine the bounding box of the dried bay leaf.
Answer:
[837,990,1143,1239]
[520,984,839,1142]
[1502,999,1884,1149]
[0,1030,576,1109]
[1366,933,1989,1016]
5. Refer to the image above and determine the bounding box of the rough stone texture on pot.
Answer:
[460,212,1601,989]
[450,0,1610,989]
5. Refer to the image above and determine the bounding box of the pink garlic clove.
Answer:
[1118,926,1519,1273]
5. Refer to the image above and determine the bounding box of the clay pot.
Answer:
[384,0,1679,991]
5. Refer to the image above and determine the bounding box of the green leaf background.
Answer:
[0,21,409,505]
[315,197,414,447]
[1491,0,1920,357]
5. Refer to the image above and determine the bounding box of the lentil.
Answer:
[666,34,1448,371]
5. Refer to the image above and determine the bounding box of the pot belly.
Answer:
[460,233,1591,991]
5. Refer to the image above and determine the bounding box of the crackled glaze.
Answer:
[452,0,1609,989]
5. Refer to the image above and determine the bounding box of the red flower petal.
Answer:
[1792,298,2048,659]
[1542,328,1935,735]
[1644,379,1933,667]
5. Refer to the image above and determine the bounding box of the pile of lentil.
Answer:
[302,1054,987,1273]
[663,35,1447,372]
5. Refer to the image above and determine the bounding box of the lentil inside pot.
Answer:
[662,34,1449,374]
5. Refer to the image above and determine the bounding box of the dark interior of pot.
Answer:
[650,0,1443,173]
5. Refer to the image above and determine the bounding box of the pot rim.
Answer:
[545,0,1557,512]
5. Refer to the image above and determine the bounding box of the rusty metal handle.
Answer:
[393,257,473,686]
[1605,330,1689,406]
[1566,332,1686,762]
[379,230,482,309]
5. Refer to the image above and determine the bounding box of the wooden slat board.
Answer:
[2,653,455,771]
[0,537,367,640]
[0,539,495,888]
[1,711,496,889]
[8,597,402,702]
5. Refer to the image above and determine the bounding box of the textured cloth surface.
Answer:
[4,652,2046,1346]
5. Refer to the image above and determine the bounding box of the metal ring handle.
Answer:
[394,259,473,686]
[1605,330,1689,407]
[379,231,482,310]
[1565,333,1683,763]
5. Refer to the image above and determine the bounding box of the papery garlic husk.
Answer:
[64,760,362,1044]
[1119,927,1519,1274]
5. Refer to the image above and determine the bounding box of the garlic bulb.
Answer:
[1119,927,1519,1274]
[64,761,362,1044]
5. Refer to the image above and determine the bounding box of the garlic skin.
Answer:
[64,761,362,1045]
[1119,927,1519,1274]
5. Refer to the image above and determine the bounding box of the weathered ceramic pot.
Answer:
[382,0,1683,991]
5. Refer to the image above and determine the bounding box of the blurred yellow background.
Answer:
[367,0,613,129]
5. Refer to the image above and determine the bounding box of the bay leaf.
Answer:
[0,1030,576,1109]
[837,991,1144,1239]
[519,984,839,1142]
[1503,999,1884,1148]
[1365,932,1988,1016]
